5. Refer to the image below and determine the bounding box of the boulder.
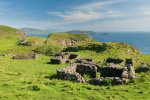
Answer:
[69,54,79,59]
[51,58,63,64]
[12,53,38,60]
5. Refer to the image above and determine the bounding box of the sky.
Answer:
[1,0,150,32]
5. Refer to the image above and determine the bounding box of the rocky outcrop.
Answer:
[12,52,38,60]
[135,63,150,73]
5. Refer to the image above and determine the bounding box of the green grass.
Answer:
[0,39,36,54]
[0,27,150,99]
[0,25,25,39]
[0,55,150,100]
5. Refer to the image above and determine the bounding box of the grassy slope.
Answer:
[0,27,150,99]
[0,25,24,39]
[46,33,92,46]
[0,26,47,54]
[0,55,150,100]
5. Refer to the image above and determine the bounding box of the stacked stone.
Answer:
[101,63,123,77]
[51,53,70,64]
[56,65,85,83]
[76,63,97,78]
[122,59,136,79]
[88,77,124,85]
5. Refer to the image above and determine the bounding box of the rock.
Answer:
[87,78,104,85]
[51,58,63,64]
[125,59,133,65]
[50,53,70,64]
[12,52,37,60]
[76,63,97,78]
[106,58,123,64]
[84,58,93,62]
[122,67,129,78]
[88,77,123,85]
[101,63,123,77]
[69,54,79,59]
[136,63,150,73]
[56,65,85,83]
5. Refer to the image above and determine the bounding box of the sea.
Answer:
[28,32,150,54]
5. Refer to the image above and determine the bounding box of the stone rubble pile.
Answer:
[51,53,78,64]
[56,64,85,83]
[56,57,136,85]
[12,52,38,60]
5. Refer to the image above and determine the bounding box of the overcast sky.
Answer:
[1,0,150,31]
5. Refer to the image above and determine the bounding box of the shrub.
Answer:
[102,78,113,86]
[35,45,64,55]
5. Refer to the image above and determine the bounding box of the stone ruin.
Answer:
[57,64,85,83]
[50,53,79,64]
[56,57,136,85]
[56,58,99,83]
[12,52,38,60]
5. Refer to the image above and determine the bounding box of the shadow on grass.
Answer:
[45,74,57,80]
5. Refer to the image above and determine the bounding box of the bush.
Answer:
[102,78,113,86]
[35,45,64,55]
[63,46,79,52]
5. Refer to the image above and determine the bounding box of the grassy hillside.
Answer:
[46,33,93,47]
[0,25,25,39]
[0,54,150,100]
[0,26,150,99]
[18,36,47,46]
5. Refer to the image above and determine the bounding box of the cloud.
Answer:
[77,0,124,10]
[139,7,150,15]
[48,11,102,22]
[48,0,125,23]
